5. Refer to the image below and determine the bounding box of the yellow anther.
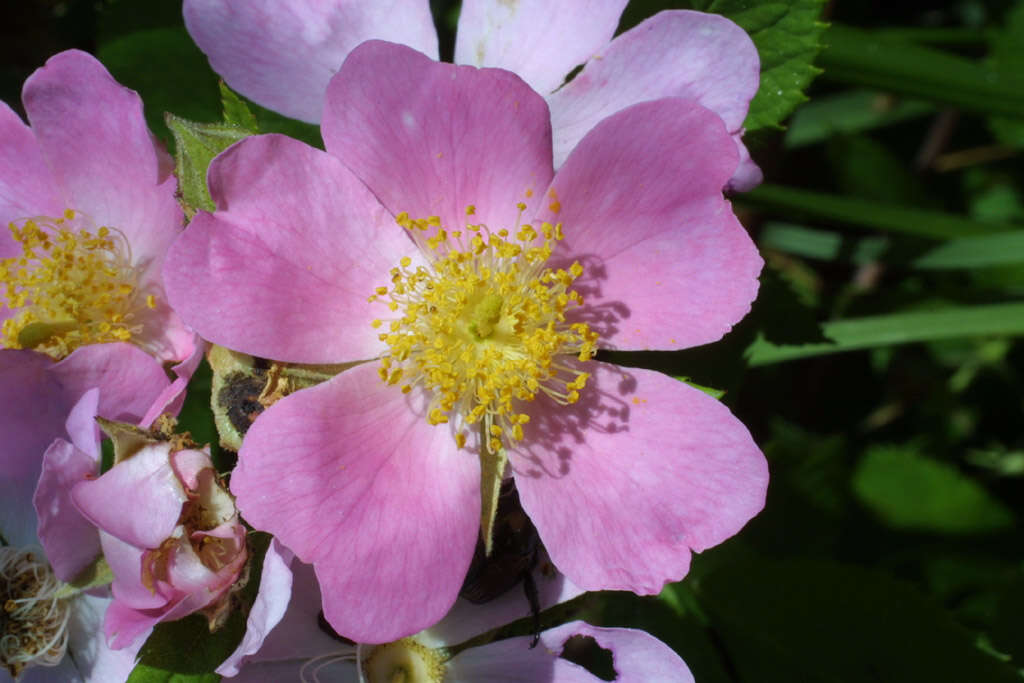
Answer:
[455,432,467,449]
[400,256,412,268]
[465,205,476,216]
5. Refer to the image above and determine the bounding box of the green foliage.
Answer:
[987,1,1024,146]
[697,556,1022,683]
[852,444,1014,533]
[165,114,253,217]
[126,666,219,683]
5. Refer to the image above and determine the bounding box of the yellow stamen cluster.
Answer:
[1,547,72,678]
[0,210,156,359]
[370,205,598,454]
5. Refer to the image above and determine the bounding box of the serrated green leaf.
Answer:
[165,114,252,216]
[219,82,258,131]
[852,444,1013,534]
[126,665,219,683]
[699,556,1021,683]
[747,301,1024,365]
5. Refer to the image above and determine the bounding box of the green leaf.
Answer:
[784,89,934,148]
[747,301,1024,365]
[126,666,219,683]
[852,444,1014,534]
[820,23,1024,119]
[699,556,1022,683]
[987,1,1024,146]
[740,184,1016,240]
[219,82,258,131]
[914,231,1024,269]
[676,376,726,399]
[692,0,828,131]
[165,114,252,217]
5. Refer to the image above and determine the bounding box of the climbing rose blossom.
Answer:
[0,49,197,373]
[231,559,693,683]
[70,440,248,649]
[164,41,768,642]
[183,1,762,190]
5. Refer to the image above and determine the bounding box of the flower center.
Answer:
[361,638,446,683]
[0,547,72,678]
[0,209,156,359]
[370,204,598,454]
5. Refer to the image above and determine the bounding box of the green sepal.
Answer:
[95,416,156,465]
[219,82,258,131]
[164,113,254,219]
[55,556,114,599]
[675,376,726,400]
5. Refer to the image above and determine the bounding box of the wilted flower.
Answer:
[70,438,248,649]
[164,41,767,643]
[183,1,761,190]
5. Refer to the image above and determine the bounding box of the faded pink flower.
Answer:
[231,559,692,682]
[183,1,762,190]
[0,50,198,381]
[70,442,248,648]
[164,41,767,643]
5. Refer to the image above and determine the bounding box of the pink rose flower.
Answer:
[183,1,762,190]
[70,442,248,649]
[164,41,768,642]
[230,559,693,682]
[0,50,200,384]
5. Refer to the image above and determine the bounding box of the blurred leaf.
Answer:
[992,576,1024,663]
[165,114,252,217]
[914,232,1024,269]
[699,556,1021,683]
[748,263,829,346]
[741,184,1015,239]
[852,443,1014,533]
[760,222,888,264]
[692,0,827,132]
[827,134,932,205]
[677,377,726,400]
[785,90,933,148]
[747,301,1024,365]
[988,1,1024,146]
[97,27,221,142]
[820,24,1024,119]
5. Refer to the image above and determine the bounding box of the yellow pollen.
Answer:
[370,204,598,453]
[0,212,154,359]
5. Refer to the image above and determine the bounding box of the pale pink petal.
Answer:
[164,134,414,364]
[547,10,760,171]
[727,132,764,193]
[512,361,767,594]
[103,595,166,650]
[140,337,205,428]
[536,98,761,351]
[35,438,101,582]
[323,40,554,234]
[184,0,438,124]
[231,362,480,642]
[67,593,149,683]
[72,443,185,549]
[447,621,693,682]
[63,387,101,458]
[100,531,165,610]
[425,565,583,648]
[0,101,61,235]
[170,448,213,492]
[217,540,296,676]
[454,0,628,94]
[21,50,182,276]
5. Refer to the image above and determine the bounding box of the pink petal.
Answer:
[164,134,413,364]
[547,10,760,171]
[0,101,61,234]
[426,565,583,648]
[34,437,101,582]
[140,337,205,428]
[72,443,185,549]
[447,620,693,682]
[184,0,438,124]
[231,362,480,643]
[103,595,167,650]
[537,98,762,351]
[216,540,296,676]
[100,531,166,611]
[323,40,554,234]
[21,50,182,283]
[454,0,628,94]
[512,361,767,594]
[63,387,101,458]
